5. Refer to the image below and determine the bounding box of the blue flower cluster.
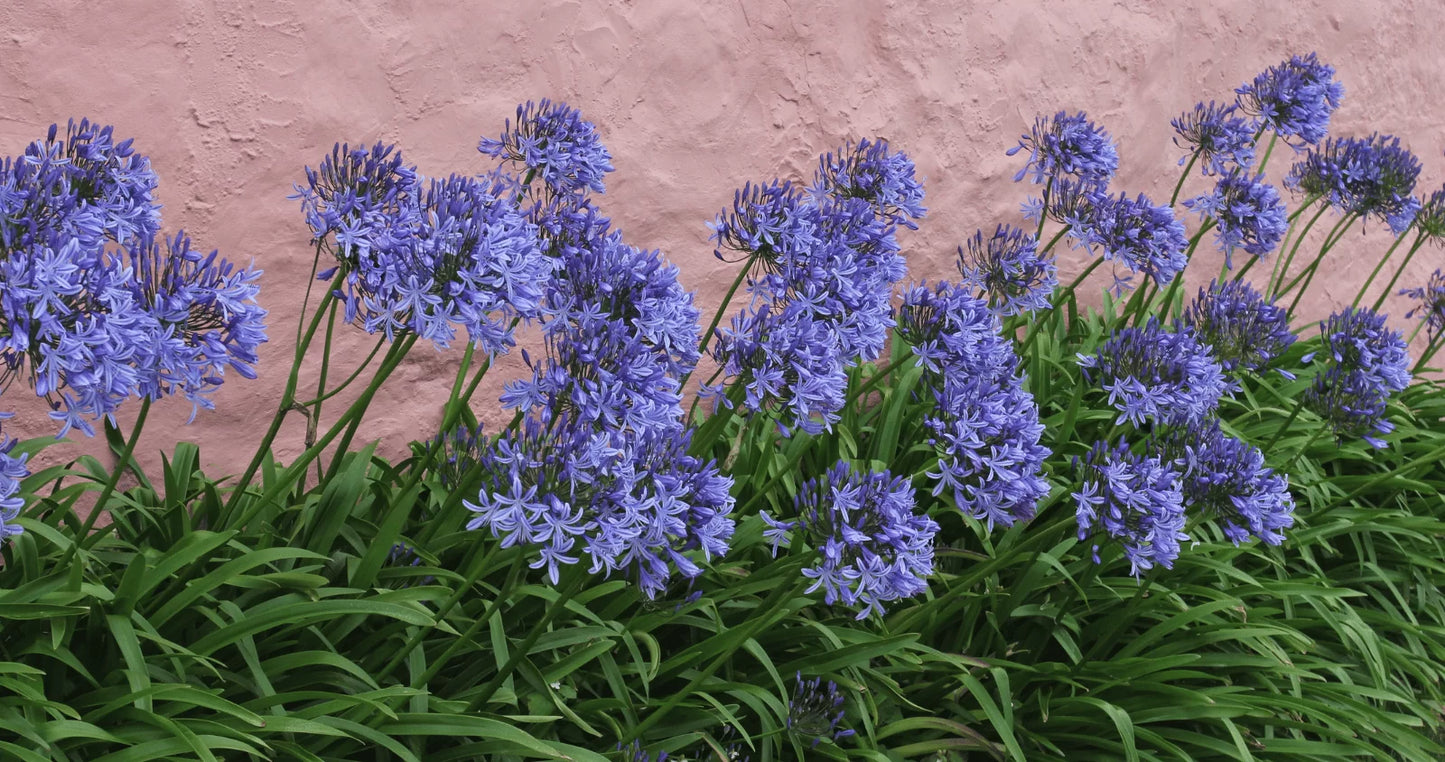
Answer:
[477,99,615,198]
[468,102,735,598]
[1154,421,1295,546]
[295,143,551,353]
[1304,307,1411,448]
[1078,319,1229,427]
[0,414,27,543]
[1401,269,1445,341]
[0,120,267,436]
[957,225,1057,315]
[762,461,937,618]
[1185,171,1289,267]
[1172,101,1258,176]
[709,141,918,434]
[789,673,855,748]
[1180,281,1297,377]
[1073,440,1188,575]
[1008,111,1119,189]
[1286,133,1422,234]
[812,137,926,228]
[1236,53,1344,145]
[897,282,1050,529]
[1077,192,1190,293]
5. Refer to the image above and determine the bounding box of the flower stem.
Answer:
[1169,153,1200,208]
[1370,231,1428,313]
[72,397,152,552]
[1352,228,1415,309]
[465,571,588,712]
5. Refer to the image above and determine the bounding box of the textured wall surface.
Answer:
[2,0,1443,476]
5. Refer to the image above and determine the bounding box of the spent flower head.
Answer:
[762,461,937,619]
[957,224,1057,316]
[897,282,1050,529]
[1008,111,1119,189]
[1073,439,1188,576]
[1077,319,1230,428]
[1172,101,1258,176]
[1184,171,1289,267]
[1401,269,1445,341]
[1235,53,1344,145]
[1179,280,1297,377]
[478,99,614,199]
[1286,133,1422,233]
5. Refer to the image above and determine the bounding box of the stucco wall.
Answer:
[2,0,1442,477]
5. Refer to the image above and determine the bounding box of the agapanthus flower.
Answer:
[788,673,855,748]
[0,414,28,543]
[1077,319,1229,427]
[1179,280,1297,377]
[1,122,264,436]
[1073,440,1188,575]
[761,461,937,618]
[478,99,614,199]
[384,543,435,588]
[1235,53,1344,145]
[503,214,701,436]
[1008,111,1119,189]
[465,414,734,598]
[1022,177,1101,231]
[1285,134,1422,233]
[1401,269,1445,341]
[1172,101,1258,176]
[1184,171,1288,267]
[1303,307,1411,448]
[295,144,551,353]
[126,232,267,421]
[710,168,910,434]
[956,224,1057,315]
[897,282,1050,529]
[1153,421,1295,546]
[812,138,926,228]
[1076,192,1190,294]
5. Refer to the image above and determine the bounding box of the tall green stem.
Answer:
[1269,203,1329,297]
[683,255,755,391]
[1169,153,1200,208]
[465,572,587,712]
[73,398,152,552]
[1352,229,1416,309]
[1371,232,1428,313]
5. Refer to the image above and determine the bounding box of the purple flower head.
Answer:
[1286,134,1422,232]
[1008,111,1119,189]
[1303,307,1410,448]
[295,145,552,353]
[897,282,1050,529]
[1023,177,1103,232]
[1153,421,1295,546]
[684,726,751,762]
[0,414,28,543]
[1076,192,1189,294]
[1179,280,1297,377]
[617,741,667,762]
[10,119,161,249]
[957,225,1057,316]
[478,99,614,199]
[126,232,268,421]
[788,673,856,748]
[762,461,937,619]
[812,138,926,229]
[1184,171,1288,267]
[1172,101,1258,176]
[1235,53,1344,145]
[1,124,263,436]
[465,414,734,598]
[1401,269,1445,341]
[711,175,908,434]
[1078,319,1230,428]
[1073,439,1187,576]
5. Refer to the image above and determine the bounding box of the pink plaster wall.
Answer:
[1,0,1443,478]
